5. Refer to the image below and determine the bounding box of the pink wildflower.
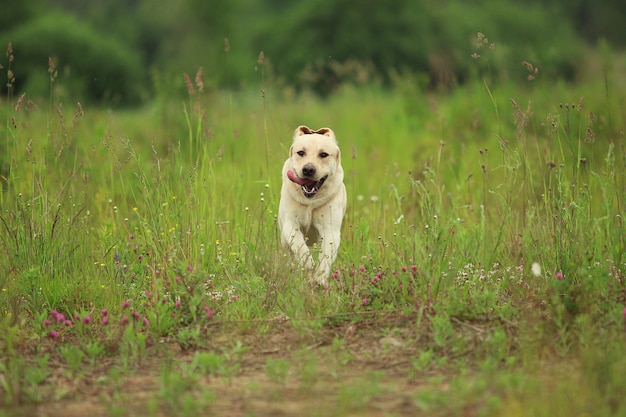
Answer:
[47,330,59,339]
[82,316,92,325]
[122,300,131,309]
[102,316,109,326]
[555,271,564,280]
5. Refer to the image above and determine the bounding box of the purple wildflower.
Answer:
[122,300,130,309]
[51,311,66,323]
[47,330,59,339]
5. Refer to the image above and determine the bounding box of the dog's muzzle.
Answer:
[287,170,328,198]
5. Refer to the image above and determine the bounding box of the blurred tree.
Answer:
[255,0,585,93]
[512,0,626,47]
[563,0,626,46]
[0,12,145,105]
[256,0,432,93]
[0,1,43,32]
[2,0,617,101]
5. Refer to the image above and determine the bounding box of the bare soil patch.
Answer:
[6,316,486,417]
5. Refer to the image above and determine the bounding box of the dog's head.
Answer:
[286,125,341,198]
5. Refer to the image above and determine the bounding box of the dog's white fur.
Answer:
[278,126,347,286]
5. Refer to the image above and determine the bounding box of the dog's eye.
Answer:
[297,150,305,157]
[319,152,329,158]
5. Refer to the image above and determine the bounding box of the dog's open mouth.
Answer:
[287,170,328,198]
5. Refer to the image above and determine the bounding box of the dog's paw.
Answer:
[302,256,315,271]
[311,271,329,288]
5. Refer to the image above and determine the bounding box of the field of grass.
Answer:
[1,51,626,416]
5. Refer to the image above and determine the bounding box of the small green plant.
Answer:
[58,344,85,376]
[330,336,353,369]
[265,357,290,385]
[0,357,23,406]
[337,371,385,413]
[176,326,202,350]
[22,355,51,402]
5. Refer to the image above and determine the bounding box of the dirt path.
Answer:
[5,317,492,417]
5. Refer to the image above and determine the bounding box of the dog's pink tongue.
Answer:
[287,170,313,186]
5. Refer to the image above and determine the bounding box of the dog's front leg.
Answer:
[314,227,340,286]
[280,221,315,272]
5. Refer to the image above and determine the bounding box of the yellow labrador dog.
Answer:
[278,126,347,286]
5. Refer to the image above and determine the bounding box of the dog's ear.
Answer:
[313,128,334,138]
[295,125,314,136]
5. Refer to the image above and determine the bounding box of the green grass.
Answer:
[0,53,625,416]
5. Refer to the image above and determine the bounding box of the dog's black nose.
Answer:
[302,164,316,177]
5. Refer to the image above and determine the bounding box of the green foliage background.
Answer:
[0,0,624,104]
